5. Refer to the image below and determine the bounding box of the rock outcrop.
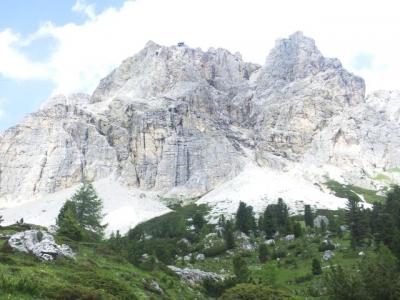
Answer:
[8,230,75,261]
[168,266,223,285]
[0,32,399,228]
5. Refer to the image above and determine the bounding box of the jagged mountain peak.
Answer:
[91,41,259,104]
[0,32,398,233]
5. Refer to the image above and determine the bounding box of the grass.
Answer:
[325,180,385,204]
[0,225,206,300]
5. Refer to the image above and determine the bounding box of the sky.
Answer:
[0,0,400,131]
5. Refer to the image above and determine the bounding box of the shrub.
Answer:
[220,283,291,300]
[272,250,287,259]
[204,244,227,257]
[318,242,335,252]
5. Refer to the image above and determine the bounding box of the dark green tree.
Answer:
[346,194,367,248]
[293,222,303,238]
[258,243,269,263]
[263,205,278,238]
[193,212,206,232]
[224,220,236,250]
[304,204,314,228]
[235,202,256,235]
[71,183,107,238]
[56,200,84,240]
[312,258,322,275]
[233,255,250,283]
[0,215,3,226]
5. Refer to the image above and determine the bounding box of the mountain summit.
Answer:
[1,32,399,233]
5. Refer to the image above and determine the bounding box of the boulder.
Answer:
[196,253,205,261]
[284,234,295,242]
[8,230,75,261]
[323,250,334,261]
[168,266,223,285]
[265,239,275,246]
[314,215,329,228]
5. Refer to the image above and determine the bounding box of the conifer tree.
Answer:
[233,255,250,283]
[304,204,313,227]
[193,212,206,232]
[258,243,269,263]
[346,194,367,248]
[71,183,107,238]
[56,200,84,240]
[312,258,322,275]
[294,222,303,238]
[235,202,256,234]
[224,220,236,249]
[263,205,278,238]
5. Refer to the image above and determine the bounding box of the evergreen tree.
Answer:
[224,220,236,250]
[56,200,84,240]
[233,255,250,283]
[293,222,303,238]
[304,204,313,227]
[218,214,226,227]
[71,183,107,238]
[258,243,269,263]
[312,258,322,275]
[263,205,278,238]
[0,215,3,226]
[276,198,291,233]
[346,194,367,248]
[193,212,206,232]
[235,202,256,235]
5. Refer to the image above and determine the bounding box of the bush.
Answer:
[204,244,227,257]
[220,283,291,300]
[203,277,236,297]
[272,250,287,259]
[318,242,335,252]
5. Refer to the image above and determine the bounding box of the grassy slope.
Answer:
[325,180,385,204]
[0,225,206,300]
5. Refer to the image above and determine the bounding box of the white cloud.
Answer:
[72,0,96,20]
[1,0,400,95]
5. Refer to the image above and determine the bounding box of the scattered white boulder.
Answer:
[265,239,275,246]
[168,266,223,285]
[358,251,365,256]
[314,215,329,228]
[284,234,295,242]
[323,250,334,261]
[8,230,75,261]
[196,253,205,261]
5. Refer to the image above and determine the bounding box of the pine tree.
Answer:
[235,202,256,235]
[71,183,107,238]
[258,243,269,263]
[312,258,322,275]
[224,220,236,249]
[293,222,303,238]
[263,205,278,238]
[56,200,84,241]
[0,215,3,226]
[304,204,313,227]
[193,212,206,232]
[233,255,250,283]
[346,194,367,248]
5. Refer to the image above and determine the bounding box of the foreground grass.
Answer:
[0,225,205,300]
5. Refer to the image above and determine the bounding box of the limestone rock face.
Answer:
[0,32,399,220]
[8,230,75,261]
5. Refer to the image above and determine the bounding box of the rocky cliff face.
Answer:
[0,32,399,226]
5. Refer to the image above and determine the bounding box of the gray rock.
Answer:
[323,250,334,261]
[284,234,295,242]
[314,215,329,228]
[196,253,205,261]
[8,230,75,261]
[168,265,222,285]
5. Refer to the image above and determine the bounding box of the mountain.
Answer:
[1,32,399,232]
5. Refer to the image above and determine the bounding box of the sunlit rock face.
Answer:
[0,32,398,211]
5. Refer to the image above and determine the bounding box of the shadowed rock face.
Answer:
[0,32,397,206]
